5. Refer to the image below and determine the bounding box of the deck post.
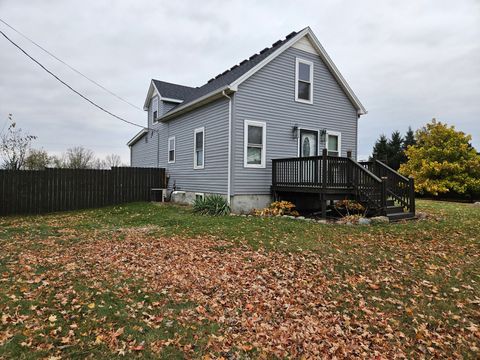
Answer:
[381,176,387,215]
[321,149,328,218]
[409,177,415,215]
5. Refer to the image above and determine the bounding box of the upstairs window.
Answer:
[326,131,341,156]
[151,97,159,122]
[168,136,175,163]
[194,127,204,169]
[295,58,313,104]
[244,120,266,168]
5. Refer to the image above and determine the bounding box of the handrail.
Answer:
[347,158,386,212]
[359,159,415,214]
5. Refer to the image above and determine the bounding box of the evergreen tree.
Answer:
[371,134,389,162]
[403,126,416,150]
[387,131,404,170]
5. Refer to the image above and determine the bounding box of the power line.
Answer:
[0,18,143,111]
[0,29,156,132]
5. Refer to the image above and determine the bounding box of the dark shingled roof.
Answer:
[153,29,302,116]
[152,80,197,101]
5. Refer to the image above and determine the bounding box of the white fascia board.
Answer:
[160,85,234,122]
[127,128,148,147]
[143,81,161,110]
[230,27,367,115]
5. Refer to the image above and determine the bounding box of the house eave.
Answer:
[160,86,236,122]
[127,128,148,147]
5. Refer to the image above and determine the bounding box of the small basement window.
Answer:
[244,120,266,168]
[168,136,175,163]
[194,127,204,169]
[195,193,204,201]
[295,58,313,103]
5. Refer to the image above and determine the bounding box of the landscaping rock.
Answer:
[358,217,371,225]
[296,216,306,220]
[317,219,327,224]
[473,202,480,207]
[370,216,389,224]
[416,212,428,220]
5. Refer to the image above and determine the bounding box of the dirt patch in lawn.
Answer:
[11,226,479,358]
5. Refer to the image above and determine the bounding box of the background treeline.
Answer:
[0,114,125,170]
[371,119,479,200]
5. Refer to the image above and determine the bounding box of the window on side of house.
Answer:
[168,136,175,163]
[195,193,204,201]
[244,120,266,168]
[194,127,204,169]
[326,131,341,156]
[295,58,313,103]
[151,97,159,122]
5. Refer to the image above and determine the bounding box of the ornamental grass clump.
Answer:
[192,194,230,216]
[253,200,299,217]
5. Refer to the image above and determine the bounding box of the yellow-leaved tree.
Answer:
[399,119,480,197]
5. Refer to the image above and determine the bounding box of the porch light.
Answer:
[292,125,299,139]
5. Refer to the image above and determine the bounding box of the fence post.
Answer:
[409,177,415,215]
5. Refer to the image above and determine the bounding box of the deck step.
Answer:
[387,212,416,221]
[386,206,404,215]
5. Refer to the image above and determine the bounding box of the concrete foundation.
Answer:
[170,191,272,214]
[230,194,272,214]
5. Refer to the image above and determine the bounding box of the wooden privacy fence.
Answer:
[0,167,167,216]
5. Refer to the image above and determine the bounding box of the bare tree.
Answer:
[24,148,51,170]
[0,114,36,170]
[64,146,95,169]
[104,154,122,168]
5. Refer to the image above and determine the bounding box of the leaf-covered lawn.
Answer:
[0,200,479,358]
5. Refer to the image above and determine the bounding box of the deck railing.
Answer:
[272,149,387,213]
[360,160,415,214]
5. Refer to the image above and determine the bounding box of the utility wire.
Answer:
[0,18,143,111]
[0,29,156,132]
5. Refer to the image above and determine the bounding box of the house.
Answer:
[128,27,415,219]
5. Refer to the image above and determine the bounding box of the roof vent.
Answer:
[249,53,258,60]
[207,78,215,83]
[272,40,282,47]
[220,69,229,76]
[230,64,239,71]
[285,31,297,39]
[239,59,248,66]
[259,47,269,54]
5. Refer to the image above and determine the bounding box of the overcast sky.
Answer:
[0,0,479,162]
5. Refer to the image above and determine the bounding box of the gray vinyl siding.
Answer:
[162,101,178,115]
[232,46,358,195]
[130,131,158,168]
[166,98,229,193]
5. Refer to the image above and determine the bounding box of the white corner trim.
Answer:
[168,136,176,163]
[326,130,342,156]
[193,127,205,169]
[244,119,266,169]
[294,57,314,104]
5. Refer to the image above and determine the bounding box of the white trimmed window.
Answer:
[151,97,159,122]
[244,120,266,168]
[168,136,175,163]
[326,131,341,156]
[193,127,205,169]
[295,58,313,104]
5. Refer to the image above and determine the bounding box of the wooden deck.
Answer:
[272,149,415,219]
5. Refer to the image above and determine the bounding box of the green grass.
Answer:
[0,200,479,358]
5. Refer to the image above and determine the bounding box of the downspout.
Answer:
[222,90,232,205]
